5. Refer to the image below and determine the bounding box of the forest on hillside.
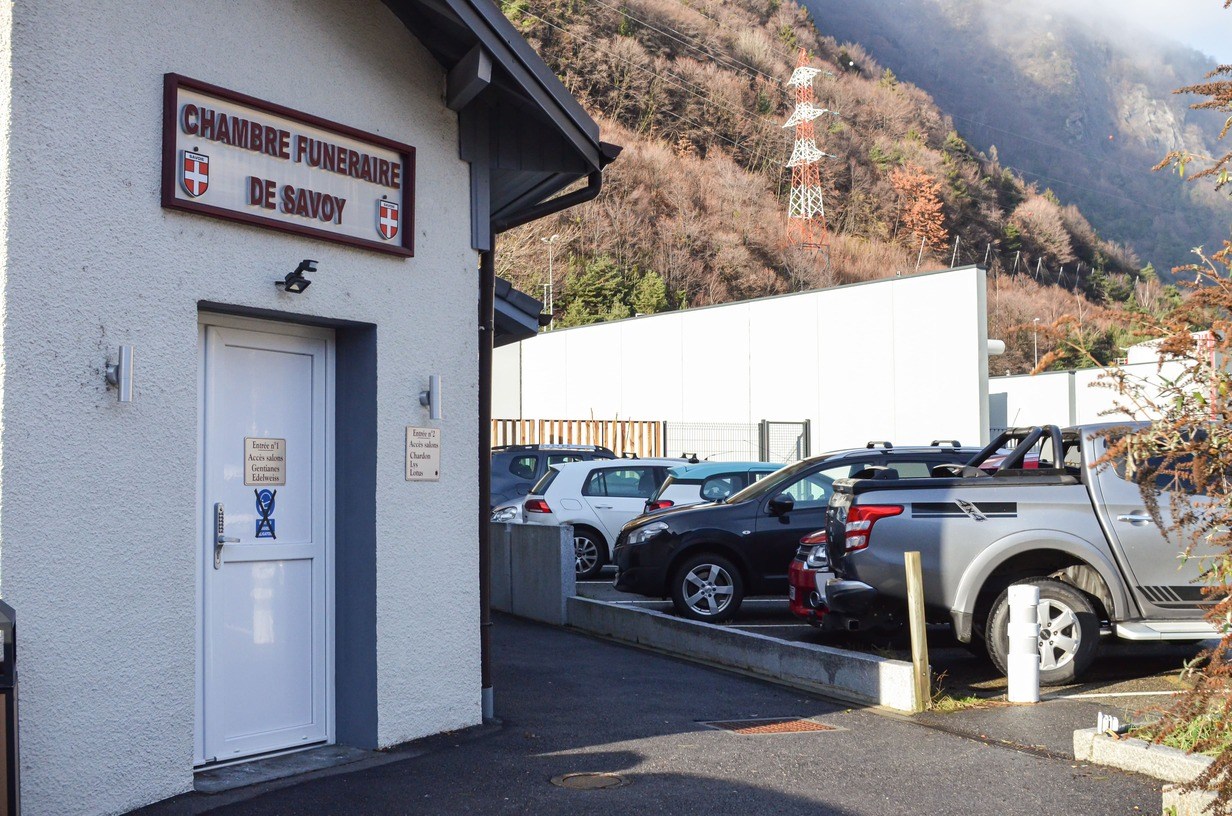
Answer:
[497,0,1194,374]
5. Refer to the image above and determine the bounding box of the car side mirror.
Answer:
[768,493,794,516]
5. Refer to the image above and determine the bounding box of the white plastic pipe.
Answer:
[1007,584,1041,703]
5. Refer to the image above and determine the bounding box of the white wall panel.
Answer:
[497,267,991,455]
[492,344,522,418]
[621,313,686,420]
[989,373,1074,427]
[991,358,1193,432]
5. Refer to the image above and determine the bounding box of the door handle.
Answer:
[214,503,239,569]
[1116,513,1152,523]
[594,505,613,510]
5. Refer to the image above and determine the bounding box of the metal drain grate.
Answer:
[550,772,629,790]
[701,717,839,735]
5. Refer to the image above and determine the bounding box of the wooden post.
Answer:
[904,551,930,712]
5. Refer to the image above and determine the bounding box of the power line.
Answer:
[651,1,1217,205]
[1000,164,1177,214]
[520,3,1179,266]
[520,8,784,138]
[578,0,782,85]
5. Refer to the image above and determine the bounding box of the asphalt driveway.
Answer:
[138,614,1161,815]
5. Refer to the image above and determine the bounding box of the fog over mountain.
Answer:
[1064,0,1232,64]
[800,0,1230,272]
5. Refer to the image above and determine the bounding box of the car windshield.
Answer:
[724,457,827,504]
[649,475,678,502]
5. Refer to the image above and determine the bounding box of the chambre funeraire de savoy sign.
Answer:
[162,74,415,256]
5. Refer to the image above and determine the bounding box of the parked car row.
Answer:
[611,441,980,621]
[491,425,1215,685]
[491,454,781,577]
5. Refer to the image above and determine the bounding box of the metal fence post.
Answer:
[758,420,769,461]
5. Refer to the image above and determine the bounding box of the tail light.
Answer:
[799,530,827,546]
[647,499,674,511]
[844,505,902,552]
[525,498,551,514]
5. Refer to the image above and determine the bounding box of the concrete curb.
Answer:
[1073,727,1215,815]
[567,596,922,712]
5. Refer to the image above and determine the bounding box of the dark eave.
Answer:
[494,276,546,346]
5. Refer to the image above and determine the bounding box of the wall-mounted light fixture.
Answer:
[276,259,316,293]
[105,345,134,403]
[419,374,442,420]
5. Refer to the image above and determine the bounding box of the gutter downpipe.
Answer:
[478,233,496,721]
[480,157,615,721]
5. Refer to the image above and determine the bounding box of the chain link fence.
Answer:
[760,420,812,463]
[664,420,811,464]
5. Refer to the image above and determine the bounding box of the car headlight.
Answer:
[804,544,830,569]
[627,521,669,545]
[491,505,519,522]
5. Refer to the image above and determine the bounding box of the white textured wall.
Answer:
[2,2,478,813]
[501,267,990,451]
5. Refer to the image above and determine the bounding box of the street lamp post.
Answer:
[541,234,560,331]
[1033,317,1041,369]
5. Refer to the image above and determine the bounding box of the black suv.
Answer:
[490,444,616,508]
[613,442,980,622]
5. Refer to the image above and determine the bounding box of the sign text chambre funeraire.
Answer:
[180,103,402,225]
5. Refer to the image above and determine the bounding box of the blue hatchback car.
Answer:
[643,460,783,514]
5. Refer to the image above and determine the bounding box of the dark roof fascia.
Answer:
[491,171,577,225]
[494,277,545,346]
[425,0,604,172]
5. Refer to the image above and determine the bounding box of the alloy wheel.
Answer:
[1037,598,1081,671]
[682,563,735,616]
[575,535,600,575]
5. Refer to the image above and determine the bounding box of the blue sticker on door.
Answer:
[255,488,276,539]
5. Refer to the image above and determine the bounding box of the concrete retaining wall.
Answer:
[489,523,575,625]
[568,596,921,712]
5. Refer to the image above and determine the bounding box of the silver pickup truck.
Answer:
[821,424,1218,684]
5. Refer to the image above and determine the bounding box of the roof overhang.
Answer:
[494,277,547,346]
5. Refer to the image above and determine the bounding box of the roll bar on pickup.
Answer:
[966,425,1064,472]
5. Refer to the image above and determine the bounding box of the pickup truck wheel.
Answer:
[573,530,607,579]
[985,578,1099,685]
[670,554,744,623]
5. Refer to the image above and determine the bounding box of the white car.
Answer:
[520,457,685,578]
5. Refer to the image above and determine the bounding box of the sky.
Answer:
[1075,0,1232,64]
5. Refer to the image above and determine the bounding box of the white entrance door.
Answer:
[198,317,334,765]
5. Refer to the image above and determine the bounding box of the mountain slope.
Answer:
[799,0,1230,270]
[497,0,1176,373]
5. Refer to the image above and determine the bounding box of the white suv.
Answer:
[521,458,685,578]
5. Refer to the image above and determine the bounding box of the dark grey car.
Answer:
[490,444,614,508]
